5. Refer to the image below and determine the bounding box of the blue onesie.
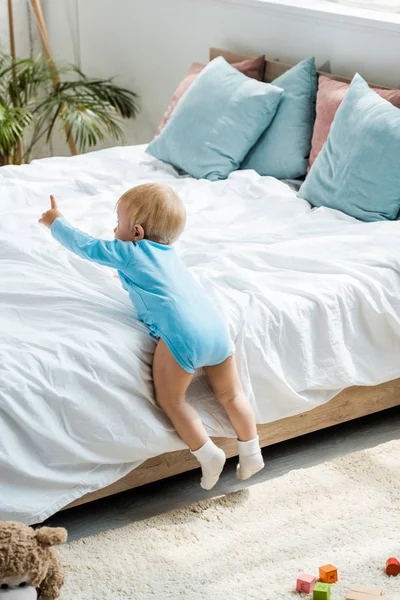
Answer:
[51,217,233,373]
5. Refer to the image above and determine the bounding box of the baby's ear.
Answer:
[34,527,68,546]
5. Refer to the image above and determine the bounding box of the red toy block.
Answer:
[319,564,338,584]
[385,557,400,576]
[296,573,316,593]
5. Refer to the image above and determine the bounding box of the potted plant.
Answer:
[0,52,139,165]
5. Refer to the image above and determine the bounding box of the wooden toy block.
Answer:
[319,564,338,583]
[296,573,316,593]
[346,594,391,600]
[350,584,383,596]
[385,557,400,576]
[313,582,331,600]
[346,593,381,600]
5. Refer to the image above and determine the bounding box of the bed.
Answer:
[1,50,400,524]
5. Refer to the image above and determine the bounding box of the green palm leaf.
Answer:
[0,105,33,161]
[0,52,140,164]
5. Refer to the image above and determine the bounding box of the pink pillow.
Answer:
[156,55,265,135]
[309,75,400,169]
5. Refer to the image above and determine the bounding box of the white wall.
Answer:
[42,0,400,154]
[0,0,36,57]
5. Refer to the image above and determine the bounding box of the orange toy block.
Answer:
[385,557,400,576]
[319,564,338,584]
[350,584,383,595]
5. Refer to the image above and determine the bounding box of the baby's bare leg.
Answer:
[153,340,225,489]
[204,355,257,441]
[153,339,204,449]
[204,356,264,480]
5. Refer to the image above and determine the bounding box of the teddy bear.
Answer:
[0,522,67,600]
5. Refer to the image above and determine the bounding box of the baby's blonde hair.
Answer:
[117,183,186,245]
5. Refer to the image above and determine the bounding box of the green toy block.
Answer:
[313,582,331,600]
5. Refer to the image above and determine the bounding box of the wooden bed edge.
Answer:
[62,48,399,513]
[64,378,400,510]
[209,47,393,88]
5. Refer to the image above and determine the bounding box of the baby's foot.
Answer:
[200,449,226,490]
[191,439,226,490]
[236,436,264,480]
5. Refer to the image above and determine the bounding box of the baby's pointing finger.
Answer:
[50,195,57,210]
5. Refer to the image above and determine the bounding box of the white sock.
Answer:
[191,439,226,490]
[237,436,264,480]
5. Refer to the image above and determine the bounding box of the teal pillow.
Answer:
[298,73,400,222]
[241,57,317,179]
[146,57,283,181]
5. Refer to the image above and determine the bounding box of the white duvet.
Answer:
[1,144,400,524]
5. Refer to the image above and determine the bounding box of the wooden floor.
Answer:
[43,405,400,542]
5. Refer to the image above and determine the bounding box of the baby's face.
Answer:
[114,205,132,241]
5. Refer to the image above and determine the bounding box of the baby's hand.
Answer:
[38,195,63,228]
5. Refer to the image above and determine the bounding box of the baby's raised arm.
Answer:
[39,195,134,271]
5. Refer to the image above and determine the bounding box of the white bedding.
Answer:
[2,144,400,524]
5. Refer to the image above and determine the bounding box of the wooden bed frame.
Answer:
[65,48,399,510]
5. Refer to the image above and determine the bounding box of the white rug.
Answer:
[59,441,400,599]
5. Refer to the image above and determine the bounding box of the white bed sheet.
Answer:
[2,144,400,524]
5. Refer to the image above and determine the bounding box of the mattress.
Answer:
[2,144,400,524]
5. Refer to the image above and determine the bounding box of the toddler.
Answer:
[39,183,264,489]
